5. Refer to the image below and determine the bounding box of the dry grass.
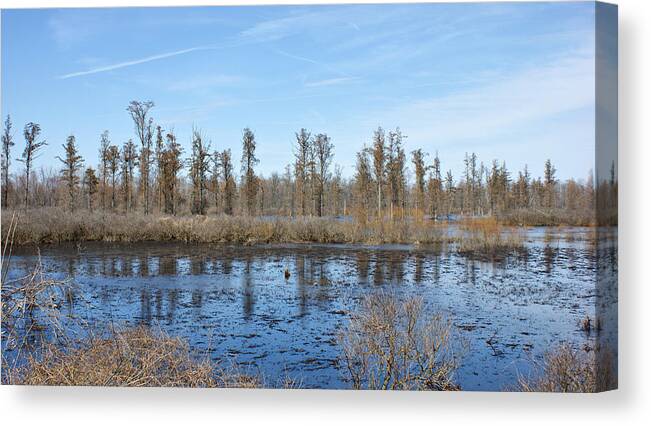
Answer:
[501,208,596,227]
[516,343,616,392]
[339,292,462,390]
[1,208,451,246]
[4,327,265,387]
[456,217,524,259]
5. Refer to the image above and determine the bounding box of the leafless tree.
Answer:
[189,129,211,215]
[219,149,236,215]
[2,115,14,208]
[98,131,110,210]
[83,167,99,212]
[106,145,120,211]
[294,128,311,216]
[18,122,47,208]
[411,149,427,215]
[56,135,84,212]
[126,100,154,214]
[371,127,386,219]
[121,139,139,213]
[241,128,258,216]
[313,133,333,217]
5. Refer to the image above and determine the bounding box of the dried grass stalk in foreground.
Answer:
[5,327,263,388]
[339,293,461,390]
[517,343,616,392]
[1,212,79,358]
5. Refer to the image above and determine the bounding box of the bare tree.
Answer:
[294,128,311,216]
[2,115,14,208]
[241,128,258,216]
[18,122,47,208]
[126,100,154,214]
[160,131,184,215]
[313,133,333,217]
[98,131,110,210]
[83,167,99,212]
[371,127,386,219]
[56,135,84,212]
[411,149,427,215]
[189,129,211,215]
[428,152,443,220]
[354,147,373,223]
[386,128,406,220]
[106,145,120,211]
[544,159,557,209]
[155,125,165,213]
[219,149,236,215]
[121,139,139,213]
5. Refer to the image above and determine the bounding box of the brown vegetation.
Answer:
[1,208,452,246]
[339,293,462,390]
[457,217,525,259]
[4,327,265,387]
[501,208,596,227]
[1,104,616,226]
[516,343,616,392]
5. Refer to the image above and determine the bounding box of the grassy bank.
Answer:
[1,208,535,259]
[2,208,453,246]
[500,208,596,227]
[3,327,269,387]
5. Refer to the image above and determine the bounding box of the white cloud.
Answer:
[57,46,218,79]
[369,54,595,145]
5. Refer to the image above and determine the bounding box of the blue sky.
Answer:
[2,2,599,181]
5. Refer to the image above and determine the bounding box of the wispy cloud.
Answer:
[273,48,352,79]
[167,74,246,91]
[366,53,595,146]
[304,77,358,88]
[57,46,217,79]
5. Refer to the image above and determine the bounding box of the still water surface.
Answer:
[5,227,616,390]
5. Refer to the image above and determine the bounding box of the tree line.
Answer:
[1,101,616,222]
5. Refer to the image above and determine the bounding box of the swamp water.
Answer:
[3,227,617,390]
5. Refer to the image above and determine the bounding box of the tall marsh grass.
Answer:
[456,217,525,259]
[1,208,451,246]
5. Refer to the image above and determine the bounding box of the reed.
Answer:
[1,208,451,246]
[456,217,525,259]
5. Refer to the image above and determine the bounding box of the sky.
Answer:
[1,2,602,181]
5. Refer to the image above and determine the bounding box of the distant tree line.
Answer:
[0,102,617,224]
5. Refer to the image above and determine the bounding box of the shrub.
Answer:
[339,292,462,390]
[516,343,616,392]
[4,327,261,387]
